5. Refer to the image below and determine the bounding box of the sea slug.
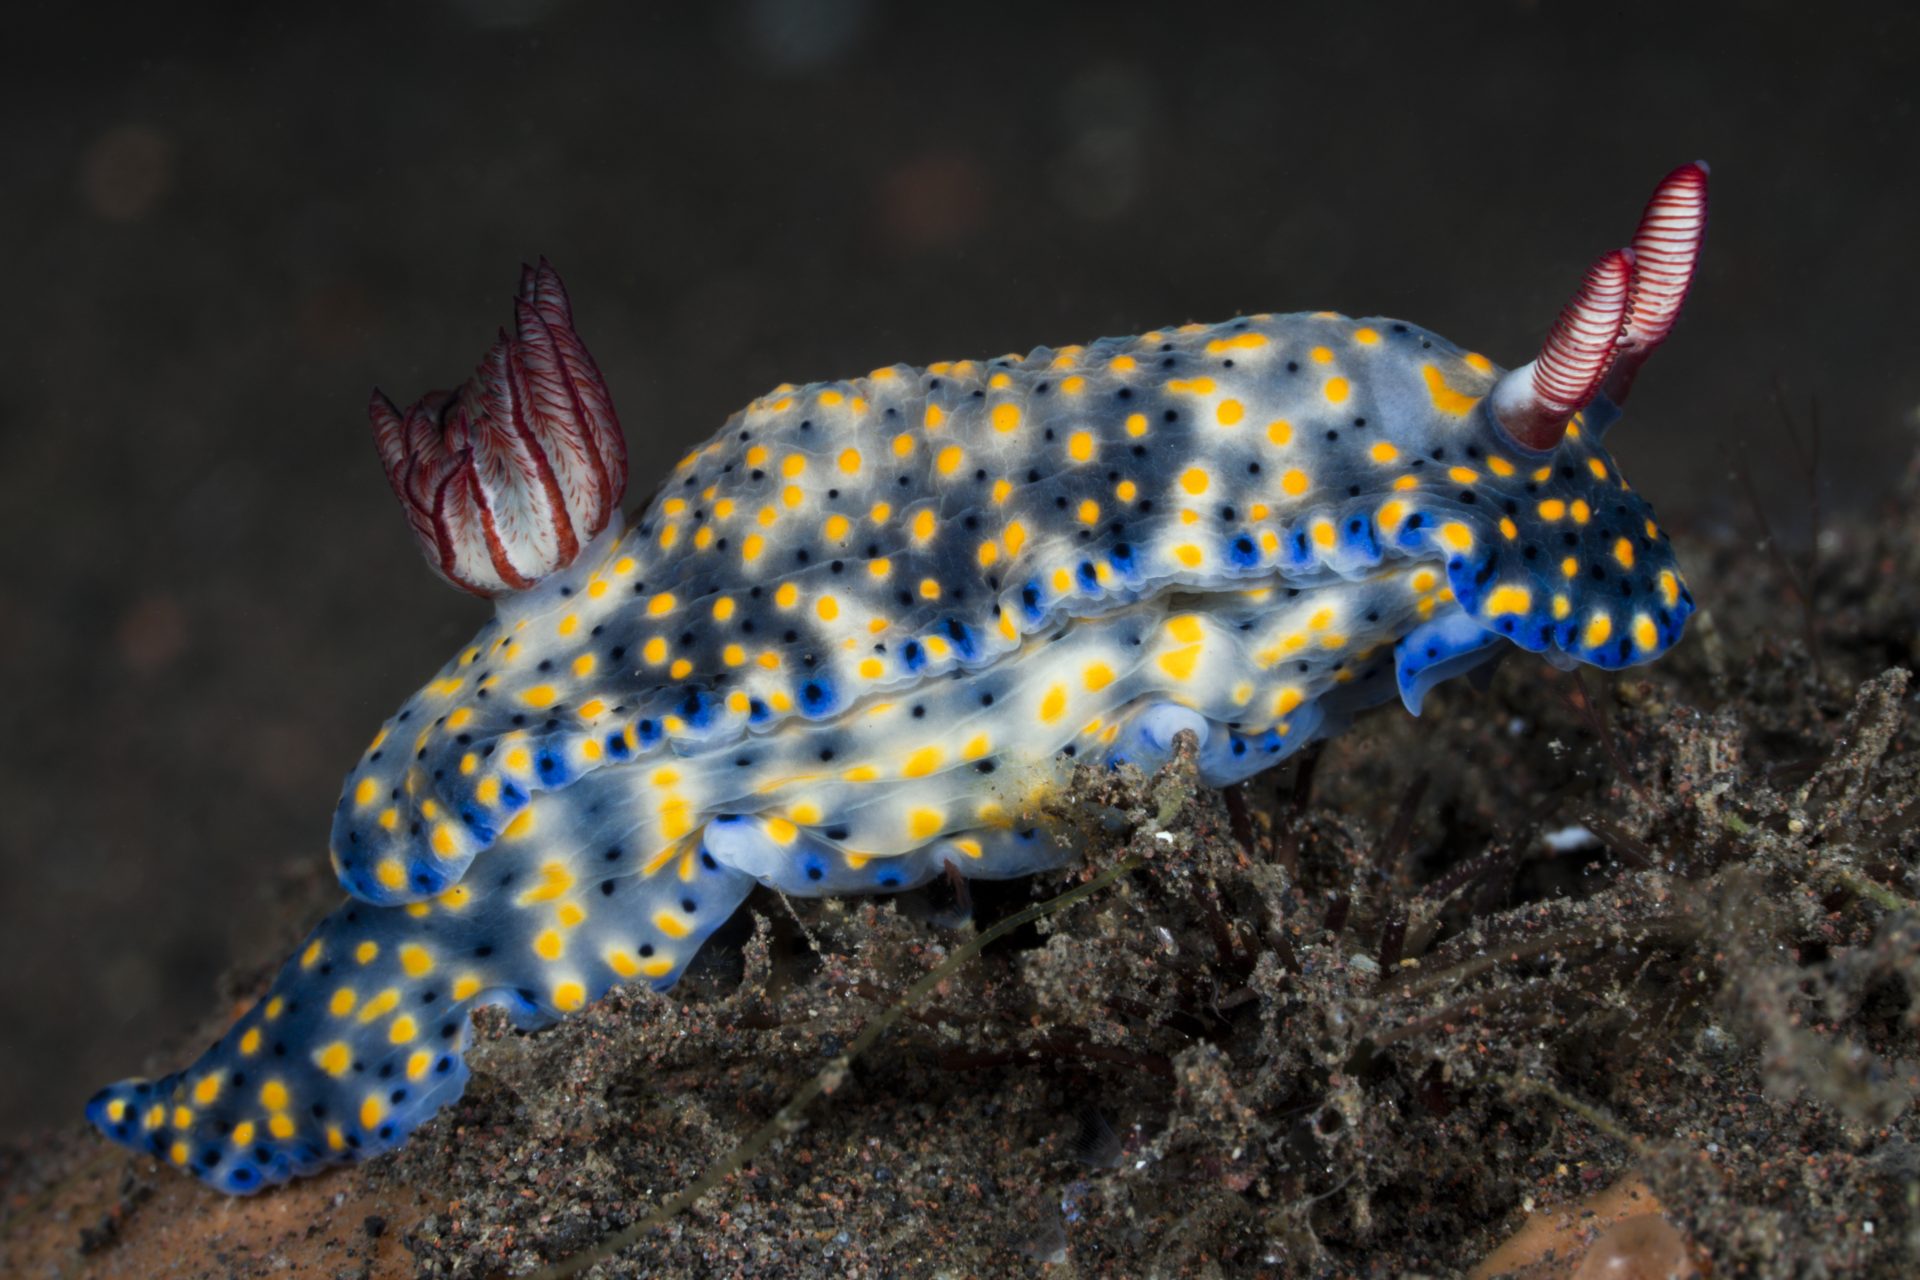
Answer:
[88,162,1709,1192]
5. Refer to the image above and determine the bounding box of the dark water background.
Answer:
[1,0,1914,1140]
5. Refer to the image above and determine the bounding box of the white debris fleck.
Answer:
[1542,824,1600,853]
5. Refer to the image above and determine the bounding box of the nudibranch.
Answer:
[89,163,1709,1193]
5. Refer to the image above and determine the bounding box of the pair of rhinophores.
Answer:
[89,164,1709,1193]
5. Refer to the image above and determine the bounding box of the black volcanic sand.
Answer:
[5,450,1916,1277]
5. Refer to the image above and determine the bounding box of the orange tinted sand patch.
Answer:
[1470,1174,1703,1279]
[3,1147,432,1279]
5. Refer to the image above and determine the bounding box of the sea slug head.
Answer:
[1382,162,1710,702]
[368,259,627,598]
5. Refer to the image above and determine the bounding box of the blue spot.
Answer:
[534,750,566,785]
[748,698,772,723]
[1343,516,1380,561]
[799,677,836,716]
[1109,543,1136,576]
[901,640,926,672]
[604,730,631,759]
[1226,534,1260,568]
[1076,560,1099,590]
[943,617,978,659]
[678,691,714,728]
[501,782,529,809]
[458,805,495,843]
[1020,581,1045,620]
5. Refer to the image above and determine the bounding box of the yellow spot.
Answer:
[1571,500,1591,524]
[1354,326,1380,344]
[1562,556,1580,578]
[903,746,944,777]
[919,577,941,599]
[260,1080,289,1111]
[1499,517,1519,540]
[1083,662,1114,692]
[1180,467,1210,495]
[230,1120,255,1146]
[653,910,692,939]
[1584,614,1613,648]
[1111,354,1138,371]
[397,944,433,978]
[192,1074,221,1105]
[742,533,765,562]
[1421,363,1480,414]
[1613,538,1635,569]
[239,1027,262,1056]
[1267,419,1293,446]
[1589,458,1609,480]
[912,509,937,541]
[1485,585,1532,616]
[1159,646,1201,681]
[937,444,964,475]
[388,1014,417,1044]
[1273,687,1303,715]
[503,809,536,840]
[1174,543,1204,568]
[360,1095,387,1130]
[991,402,1021,432]
[1216,399,1244,426]
[1281,468,1309,496]
[1166,376,1216,395]
[1126,413,1149,437]
[647,592,677,616]
[265,996,285,1020]
[329,987,358,1017]
[908,808,943,840]
[1068,430,1094,462]
[170,1141,189,1166]
[1438,522,1473,553]
[1312,520,1336,549]
[1553,595,1571,619]
[1368,442,1399,464]
[1038,683,1069,724]
[353,777,377,806]
[521,684,557,708]
[554,981,586,1012]
[1377,499,1409,532]
[1634,614,1658,650]
[1449,466,1480,484]
[923,404,945,430]
[1076,498,1100,525]
[1324,377,1350,404]
[1659,570,1680,607]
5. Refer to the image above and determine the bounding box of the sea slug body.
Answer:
[87,163,1709,1193]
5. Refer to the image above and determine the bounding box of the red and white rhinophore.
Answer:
[1490,161,1710,452]
[369,260,627,597]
